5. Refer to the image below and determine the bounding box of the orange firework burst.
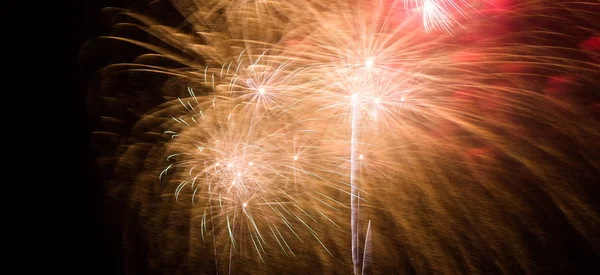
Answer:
[85,0,600,274]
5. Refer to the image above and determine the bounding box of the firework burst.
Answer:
[86,0,600,274]
[158,92,341,262]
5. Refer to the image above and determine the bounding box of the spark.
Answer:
[365,58,374,68]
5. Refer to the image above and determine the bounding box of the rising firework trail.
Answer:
[350,91,360,275]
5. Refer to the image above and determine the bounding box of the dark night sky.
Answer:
[54,1,133,274]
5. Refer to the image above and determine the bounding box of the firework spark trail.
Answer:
[350,91,360,274]
[85,0,600,274]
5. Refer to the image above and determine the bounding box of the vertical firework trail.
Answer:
[350,91,360,274]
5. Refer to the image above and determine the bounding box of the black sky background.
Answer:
[65,1,131,274]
